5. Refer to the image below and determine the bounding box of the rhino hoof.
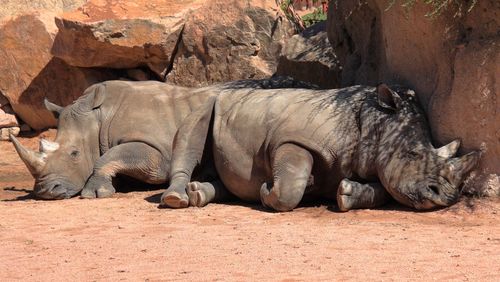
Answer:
[337,179,354,212]
[80,189,96,199]
[97,186,115,198]
[187,182,207,207]
[161,192,189,208]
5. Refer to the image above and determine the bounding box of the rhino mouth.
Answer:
[413,185,460,210]
[34,178,80,200]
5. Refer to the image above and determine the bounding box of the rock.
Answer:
[275,21,340,89]
[166,0,293,87]
[53,0,293,87]
[0,0,87,20]
[0,105,18,128]
[0,12,120,130]
[0,126,20,141]
[51,0,203,79]
[432,40,500,196]
[126,69,151,81]
[19,123,32,133]
[327,0,499,195]
[0,93,9,107]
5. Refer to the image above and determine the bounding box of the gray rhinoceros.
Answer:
[10,80,221,199]
[161,84,480,211]
[11,78,316,200]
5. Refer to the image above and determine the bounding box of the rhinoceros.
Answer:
[10,80,222,199]
[161,84,480,211]
[11,78,316,200]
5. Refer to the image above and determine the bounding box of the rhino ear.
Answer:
[44,98,63,119]
[91,83,107,109]
[377,84,402,111]
[80,83,107,112]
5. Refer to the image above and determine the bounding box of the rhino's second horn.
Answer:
[40,139,59,153]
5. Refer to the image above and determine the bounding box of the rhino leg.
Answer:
[336,179,391,211]
[260,143,313,212]
[186,179,232,207]
[81,142,169,198]
[161,97,216,208]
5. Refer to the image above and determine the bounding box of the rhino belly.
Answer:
[212,136,270,203]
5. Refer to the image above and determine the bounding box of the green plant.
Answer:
[302,7,327,27]
[386,0,478,18]
[276,0,327,32]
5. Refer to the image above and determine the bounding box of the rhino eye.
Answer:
[70,150,80,158]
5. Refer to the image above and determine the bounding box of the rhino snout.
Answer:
[414,184,460,210]
[34,179,79,200]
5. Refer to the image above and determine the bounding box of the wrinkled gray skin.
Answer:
[11,80,219,199]
[162,84,480,211]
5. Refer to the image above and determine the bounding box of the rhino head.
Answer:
[11,87,105,199]
[372,84,480,210]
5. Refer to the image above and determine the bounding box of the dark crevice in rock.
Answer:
[162,24,185,82]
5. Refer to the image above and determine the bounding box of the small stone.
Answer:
[0,126,20,141]
[0,105,18,128]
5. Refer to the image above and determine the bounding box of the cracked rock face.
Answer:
[165,0,293,87]
[276,22,340,89]
[52,0,293,86]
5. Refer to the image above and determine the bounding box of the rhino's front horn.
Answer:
[10,134,46,176]
[40,138,59,153]
[436,139,461,159]
[442,151,481,187]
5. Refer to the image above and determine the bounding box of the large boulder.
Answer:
[327,0,499,195]
[52,0,293,87]
[0,12,119,130]
[165,0,293,87]
[275,21,340,89]
[51,0,201,79]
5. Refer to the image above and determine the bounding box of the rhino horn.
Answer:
[442,151,481,187]
[39,138,59,153]
[436,139,461,159]
[10,134,46,176]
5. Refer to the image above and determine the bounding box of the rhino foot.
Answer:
[187,182,210,207]
[81,178,116,199]
[337,179,391,211]
[161,191,189,208]
[337,179,355,212]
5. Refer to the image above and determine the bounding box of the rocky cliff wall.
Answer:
[327,0,499,195]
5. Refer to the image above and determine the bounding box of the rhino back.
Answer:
[212,86,371,201]
[98,81,214,156]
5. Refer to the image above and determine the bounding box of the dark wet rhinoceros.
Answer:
[161,84,480,211]
[10,80,222,199]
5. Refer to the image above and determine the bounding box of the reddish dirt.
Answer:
[1,132,499,281]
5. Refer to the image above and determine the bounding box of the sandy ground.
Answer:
[0,132,499,281]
